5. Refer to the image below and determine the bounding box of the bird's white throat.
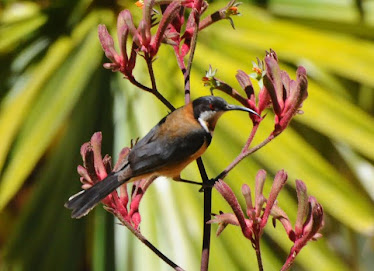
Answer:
[198,111,222,133]
[198,117,210,133]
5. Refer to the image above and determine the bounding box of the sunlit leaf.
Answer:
[0,12,46,53]
[0,10,114,210]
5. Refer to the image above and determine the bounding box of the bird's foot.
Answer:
[198,178,217,192]
[174,177,203,186]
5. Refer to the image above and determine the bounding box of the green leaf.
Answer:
[0,37,73,173]
[205,5,374,88]
[2,62,114,270]
[0,10,114,211]
[299,81,374,160]
[0,13,47,53]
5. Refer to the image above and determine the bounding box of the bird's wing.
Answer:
[128,128,211,176]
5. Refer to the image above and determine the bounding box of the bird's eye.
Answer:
[209,104,215,110]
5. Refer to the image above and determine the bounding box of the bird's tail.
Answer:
[65,173,127,218]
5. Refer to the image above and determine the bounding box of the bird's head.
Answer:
[192,96,259,133]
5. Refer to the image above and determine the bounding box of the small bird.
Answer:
[65,96,258,218]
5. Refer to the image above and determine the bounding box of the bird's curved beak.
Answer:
[226,104,260,117]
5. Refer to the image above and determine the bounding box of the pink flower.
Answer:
[98,2,184,77]
[210,170,288,242]
[98,10,134,75]
[209,170,323,271]
[263,50,308,135]
[201,49,306,128]
[77,132,153,229]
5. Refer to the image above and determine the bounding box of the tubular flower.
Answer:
[202,50,308,128]
[210,170,323,271]
[77,132,154,229]
[263,49,308,135]
[98,1,184,76]
[210,170,288,242]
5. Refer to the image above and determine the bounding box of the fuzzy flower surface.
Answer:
[263,50,308,135]
[77,132,153,229]
[98,1,185,76]
[209,170,288,242]
[203,50,308,131]
[209,170,324,270]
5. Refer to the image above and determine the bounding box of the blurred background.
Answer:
[0,0,374,270]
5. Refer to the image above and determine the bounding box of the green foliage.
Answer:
[0,0,373,270]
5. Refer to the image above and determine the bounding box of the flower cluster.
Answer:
[203,50,308,134]
[98,1,185,76]
[98,0,245,80]
[77,132,153,229]
[209,170,324,270]
[209,170,288,240]
[263,50,308,135]
[274,181,324,270]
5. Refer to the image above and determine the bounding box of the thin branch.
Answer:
[128,75,153,93]
[153,90,176,111]
[254,238,264,271]
[173,45,187,74]
[199,0,239,31]
[146,55,158,91]
[115,213,184,271]
[216,130,275,180]
[128,75,175,111]
[214,78,249,106]
[184,23,199,103]
[243,122,259,151]
[196,158,212,271]
[199,10,223,31]
[247,134,275,155]
[280,248,298,271]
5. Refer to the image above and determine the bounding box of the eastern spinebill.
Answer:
[65,96,259,218]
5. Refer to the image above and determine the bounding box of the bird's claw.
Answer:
[199,178,217,192]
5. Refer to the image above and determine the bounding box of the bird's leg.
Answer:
[173,177,218,192]
[173,176,203,186]
[198,178,217,192]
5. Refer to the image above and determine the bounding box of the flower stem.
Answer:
[196,157,212,271]
[115,213,184,271]
[184,11,200,103]
[216,131,274,180]
[198,10,222,31]
[200,187,212,271]
[173,46,187,74]
[254,238,264,271]
[280,249,297,271]
[146,55,158,91]
[214,78,249,106]
[128,75,175,111]
[243,123,259,151]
